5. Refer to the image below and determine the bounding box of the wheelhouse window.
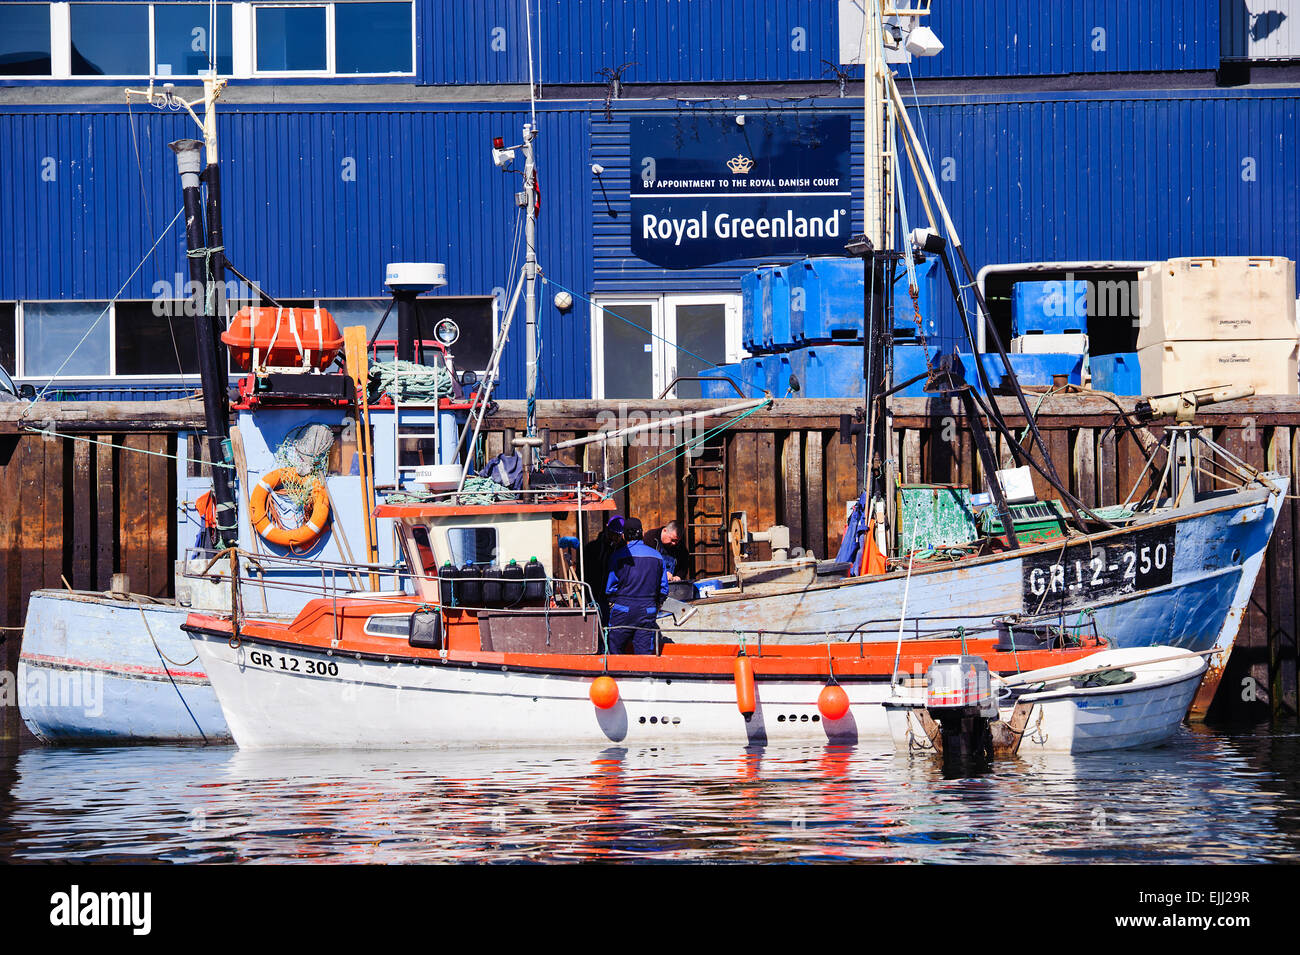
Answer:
[154,2,233,76]
[0,4,52,76]
[21,302,112,377]
[254,4,328,73]
[70,3,150,76]
[446,527,497,567]
[334,1,411,74]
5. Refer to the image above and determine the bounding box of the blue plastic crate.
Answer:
[789,257,862,344]
[960,352,1085,393]
[891,344,944,398]
[1090,352,1142,396]
[699,364,753,399]
[790,344,864,399]
[788,255,943,344]
[740,267,771,352]
[761,266,793,350]
[1011,280,1088,334]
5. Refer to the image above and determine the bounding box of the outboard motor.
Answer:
[926,655,998,765]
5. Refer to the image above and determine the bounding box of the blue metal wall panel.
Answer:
[4,89,1300,398]
[419,0,841,85]
[417,0,1218,86]
[902,0,1220,78]
[0,103,594,398]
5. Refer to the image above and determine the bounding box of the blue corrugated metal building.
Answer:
[0,1,1297,399]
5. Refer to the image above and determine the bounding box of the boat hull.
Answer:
[187,630,918,748]
[885,647,1208,755]
[17,592,230,743]
[665,481,1284,715]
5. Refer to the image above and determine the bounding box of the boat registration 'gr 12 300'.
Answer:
[1022,526,1176,611]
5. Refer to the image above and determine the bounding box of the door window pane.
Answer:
[154,2,234,76]
[114,301,199,375]
[601,304,654,399]
[335,2,412,74]
[674,303,728,399]
[0,4,51,75]
[255,5,328,72]
[22,303,112,377]
[71,3,150,76]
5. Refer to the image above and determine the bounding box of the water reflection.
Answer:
[0,727,1296,863]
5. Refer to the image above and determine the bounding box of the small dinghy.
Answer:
[885,646,1208,756]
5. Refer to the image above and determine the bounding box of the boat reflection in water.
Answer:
[1,729,1297,863]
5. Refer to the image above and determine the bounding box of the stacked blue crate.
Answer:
[960,352,1085,392]
[1090,353,1142,395]
[1011,280,1089,334]
[788,256,943,344]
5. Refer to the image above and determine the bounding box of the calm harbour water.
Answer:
[0,726,1297,863]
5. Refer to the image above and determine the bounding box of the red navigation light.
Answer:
[492,137,504,149]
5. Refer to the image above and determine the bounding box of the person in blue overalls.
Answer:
[604,518,669,655]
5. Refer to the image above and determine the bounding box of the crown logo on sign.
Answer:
[726,154,755,174]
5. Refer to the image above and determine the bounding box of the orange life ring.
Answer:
[249,467,330,548]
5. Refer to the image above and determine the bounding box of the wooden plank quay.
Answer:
[0,396,1297,737]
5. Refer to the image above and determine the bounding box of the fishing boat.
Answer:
[181,2,1285,750]
[15,73,478,743]
[883,646,1210,755]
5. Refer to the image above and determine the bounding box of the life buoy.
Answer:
[249,467,330,548]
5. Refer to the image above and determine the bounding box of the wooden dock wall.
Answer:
[1,396,1297,741]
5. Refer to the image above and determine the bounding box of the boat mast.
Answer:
[523,123,539,442]
[137,69,238,549]
[854,0,899,536]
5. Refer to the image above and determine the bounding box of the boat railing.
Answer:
[178,546,603,618]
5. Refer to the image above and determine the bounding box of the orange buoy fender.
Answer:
[818,684,850,721]
[734,655,756,718]
[249,468,331,548]
[590,676,619,710]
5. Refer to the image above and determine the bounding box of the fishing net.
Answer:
[385,476,514,506]
[370,360,455,402]
[268,423,335,526]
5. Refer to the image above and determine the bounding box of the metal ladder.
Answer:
[686,436,728,577]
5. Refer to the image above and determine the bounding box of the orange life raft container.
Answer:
[222,306,344,371]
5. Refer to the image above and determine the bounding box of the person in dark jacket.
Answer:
[582,514,624,625]
[605,518,669,655]
[644,520,692,582]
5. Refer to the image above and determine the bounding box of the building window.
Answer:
[113,301,199,375]
[0,4,52,76]
[591,294,743,399]
[0,304,17,375]
[154,2,233,76]
[334,1,412,74]
[70,3,151,76]
[21,302,112,377]
[254,4,329,73]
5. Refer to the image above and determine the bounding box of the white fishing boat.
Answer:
[884,646,1209,755]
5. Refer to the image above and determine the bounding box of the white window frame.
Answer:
[15,300,116,380]
[590,292,744,400]
[0,1,415,80]
[251,1,332,76]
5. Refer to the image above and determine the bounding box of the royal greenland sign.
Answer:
[630,112,852,269]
